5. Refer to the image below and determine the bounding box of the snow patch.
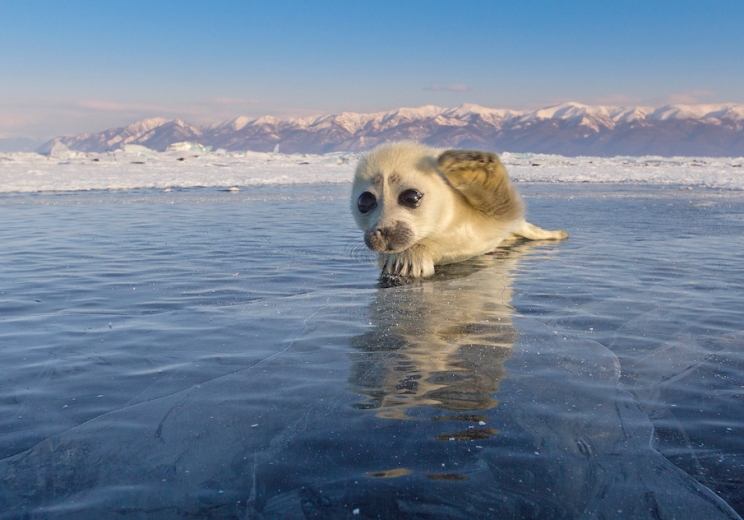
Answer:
[2,148,743,194]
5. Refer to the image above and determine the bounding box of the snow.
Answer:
[125,117,170,133]
[385,105,445,121]
[0,147,742,193]
[648,104,744,122]
[502,152,744,190]
[613,107,651,124]
[705,105,744,122]
[251,115,281,126]
[228,116,252,131]
[649,105,703,121]
[518,102,744,128]
[444,103,516,119]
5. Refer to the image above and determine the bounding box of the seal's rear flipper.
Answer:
[511,221,568,240]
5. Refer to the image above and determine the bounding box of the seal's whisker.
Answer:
[345,239,376,265]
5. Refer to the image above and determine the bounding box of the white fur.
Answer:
[351,141,567,278]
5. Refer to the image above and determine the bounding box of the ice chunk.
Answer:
[122,144,158,157]
[48,142,72,157]
[165,141,211,153]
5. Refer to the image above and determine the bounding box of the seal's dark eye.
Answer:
[357,191,377,213]
[399,189,422,208]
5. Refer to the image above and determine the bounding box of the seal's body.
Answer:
[351,141,568,278]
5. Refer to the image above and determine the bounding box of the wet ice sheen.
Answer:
[0,184,743,519]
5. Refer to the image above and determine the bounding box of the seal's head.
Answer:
[351,142,450,254]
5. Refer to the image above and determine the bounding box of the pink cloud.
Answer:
[424,84,471,92]
[74,100,166,112]
[445,84,470,92]
[0,113,40,129]
[664,90,715,104]
[589,94,644,106]
[202,97,251,106]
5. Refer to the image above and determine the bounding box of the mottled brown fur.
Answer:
[437,150,524,220]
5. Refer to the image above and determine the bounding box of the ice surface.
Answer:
[0,184,743,518]
[1,147,743,193]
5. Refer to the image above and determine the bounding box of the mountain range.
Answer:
[39,102,744,157]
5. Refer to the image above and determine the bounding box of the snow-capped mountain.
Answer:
[40,102,744,157]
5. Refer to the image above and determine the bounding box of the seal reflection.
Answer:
[348,241,542,422]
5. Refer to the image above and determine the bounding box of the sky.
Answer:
[2,0,743,145]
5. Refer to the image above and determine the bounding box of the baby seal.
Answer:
[351,141,568,278]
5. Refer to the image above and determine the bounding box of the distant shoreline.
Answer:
[1,145,743,193]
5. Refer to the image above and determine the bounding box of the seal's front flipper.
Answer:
[512,221,569,240]
[378,245,436,278]
[436,150,523,220]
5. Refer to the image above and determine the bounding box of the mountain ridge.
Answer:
[39,102,744,157]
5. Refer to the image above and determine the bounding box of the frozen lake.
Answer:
[1,183,743,519]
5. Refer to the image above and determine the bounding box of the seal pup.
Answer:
[351,141,568,278]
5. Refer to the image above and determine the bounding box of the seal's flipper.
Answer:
[437,150,523,220]
[511,221,569,240]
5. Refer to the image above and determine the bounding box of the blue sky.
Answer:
[2,0,743,140]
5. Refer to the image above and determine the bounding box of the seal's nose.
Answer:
[364,226,391,251]
[364,222,413,253]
